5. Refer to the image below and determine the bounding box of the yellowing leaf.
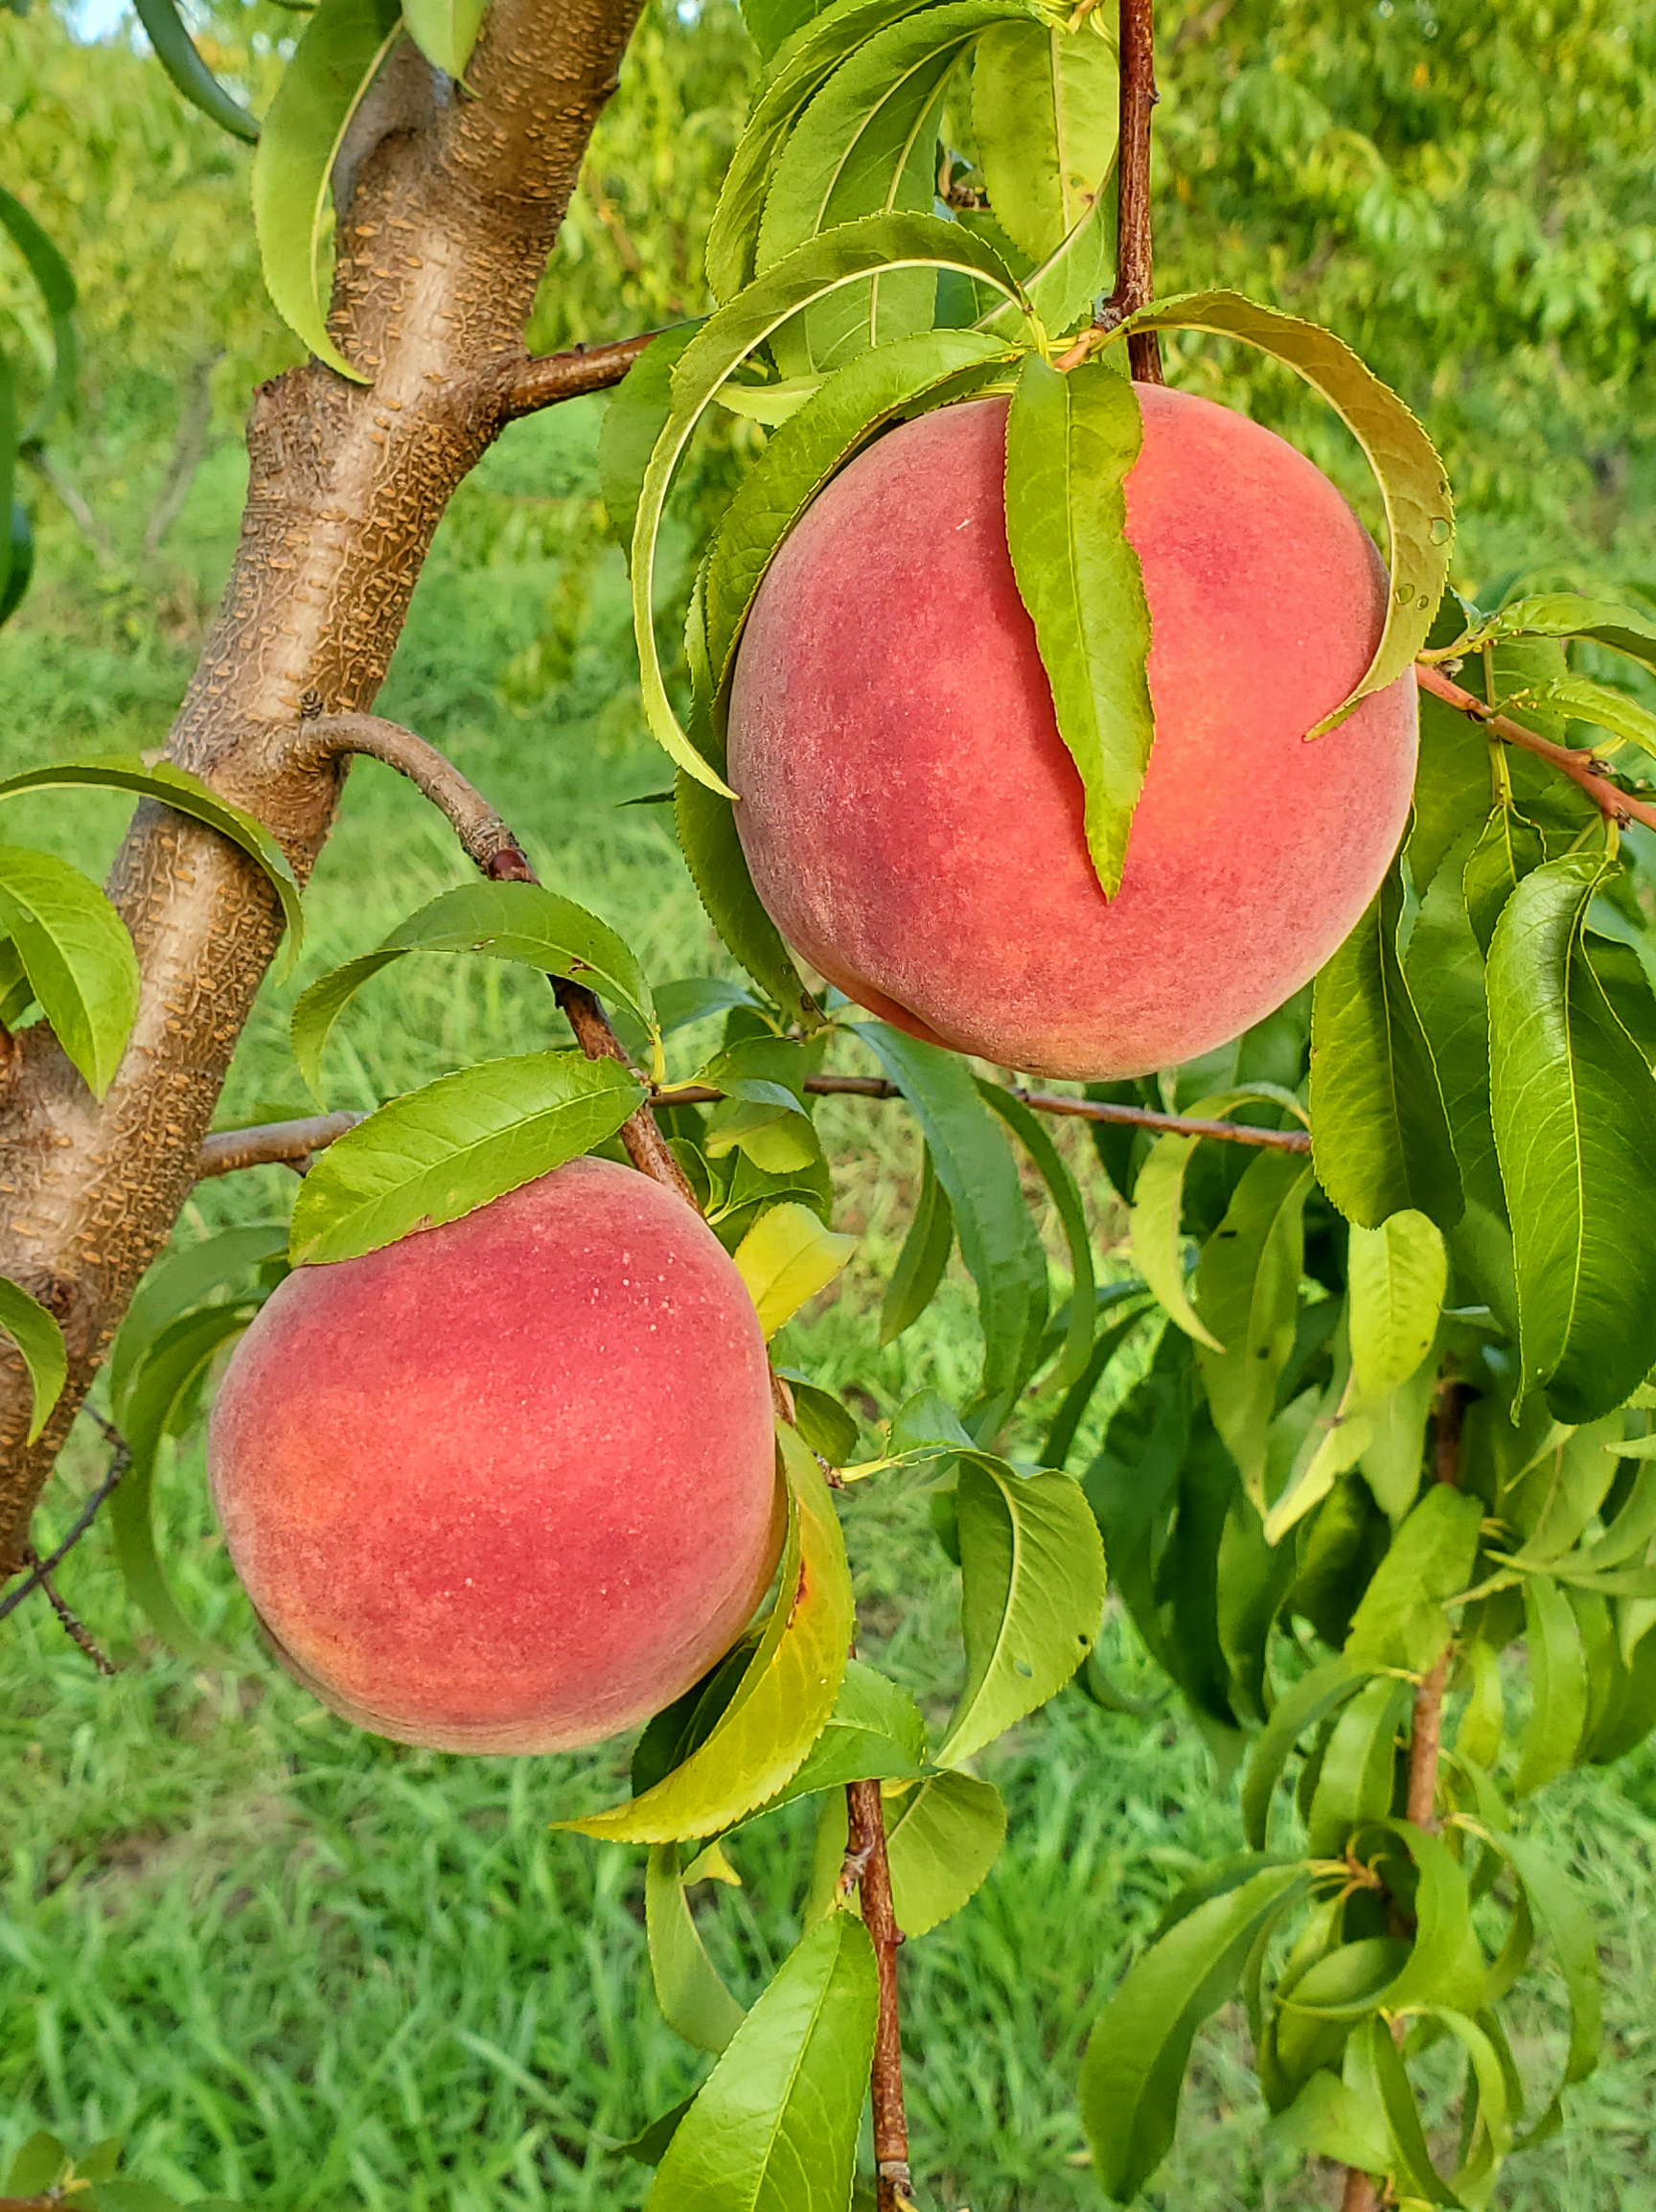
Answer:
[732,1201,856,1336]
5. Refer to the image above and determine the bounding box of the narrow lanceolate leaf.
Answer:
[703,328,1016,691]
[1080,1860,1314,2202]
[1310,859,1462,1231]
[567,1433,852,1842]
[645,1844,747,2055]
[1194,1147,1314,1512]
[935,1454,1105,1766]
[251,0,404,379]
[978,1079,1095,1386]
[0,754,305,970]
[675,774,816,1024]
[758,0,1025,372]
[731,1202,856,1335]
[399,0,488,80]
[1449,592,1656,683]
[973,16,1118,264]
[632,214,1026,794]
[647,1916,877,2212]
[109,1222,289,1411]
[132,0,260,141]
[0,1278,66,1446]
[1346,1210,1446,1401]
[599,323,702,559]
[0,494,32,630]
[1117,290,1454,723]
[288,1052,642,1265]
[291,880,654,1101]
[0,185,80,436]
[1512,1575,1590,1795]
[1129,1128,1220,1349]
[1487,854,1656,1420]
[880,1142,954,1346]
[0,847,139,1098]
[1463,802,1544,957]
[1004,354,1151,898]
[862,1022,1048,1425]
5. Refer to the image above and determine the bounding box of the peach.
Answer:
[726,385,1418,1079]
[207,1159,782,1754]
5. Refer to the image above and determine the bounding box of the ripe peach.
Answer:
[727,385,1418,1079]
[207,1159,782,1754]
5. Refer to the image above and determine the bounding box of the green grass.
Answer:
[6,330,1656,2212]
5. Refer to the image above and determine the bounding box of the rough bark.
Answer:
[0,0,645,1574]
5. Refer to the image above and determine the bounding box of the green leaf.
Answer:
[767,1658,926,1806]
[935,1453,1105,1765]
[618,2098,698,2169]
[5,2136,68,2198]
[1463,802,1545,957]
[1345,1484,1483,1674]
[1304,1674,1414,1857]
[288,1051,643,1265]
[0,1277,66,1445]
[0,362,14,613]
[1242,1655,1372,1850]
[978,1078,1095,1386]
[1079,1859,1314,2201]
[0,846,139,1097]
[703,327,1017,693]
[1480,1828,1602,2129]
[757,1,1024,373]
[0,495,34,631]
[1448,592,1656,683]
[731,1202,856,1334]
[567,1431,852,1842]
[973,15,1117,265]
[599,324,702,560]
[862,1022,1048,1425]
[399,0,487,79]
[1358,2016,1459,2206]
[880,1142,954,1346]
[110,1302,252,1666]
[108,1222,288,1413]
[1003,354,1151,898]
[1512,1575,1590,1797]
[1041,1291,1151,1468]
[632,213,1025,793]
[780,1375,862,1469]
[1487,853,1656,1421]
[0,185,79,436]
[647,1916,876,2212]
[675,773,816,1024]
[1117,289,1455,726]
[1310,857,1462,1231]
[1129,1128,1222,1351]
[1346,1210,1446,1401]
[132,0,260,139]
[883,1768,1006,1934]
[1194,1147,1314,1511]
[646,1843,748,2055]
[251,0,405,380]
[290,881,654,1102]
[0,753,305,973]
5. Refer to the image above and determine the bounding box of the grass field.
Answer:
[6,252,1656,2212]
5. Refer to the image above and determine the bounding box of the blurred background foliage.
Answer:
[4,0,1656,2205]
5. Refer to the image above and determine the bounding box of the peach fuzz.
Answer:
[726,384,1418,1079]
[207,1158,782,1754]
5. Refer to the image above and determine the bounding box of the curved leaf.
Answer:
[1446,592,1656,683]
[1,495,34,631]
[1194,1146,1314,1511]
[133,0,260,140]
[632,213,1026,793]
[0,846,139,1097]
[251,0,405,379]
[291,881,654,1101]
[1004,352,1151,898]
[645,1843,747,2055]
[109,1223,289,1411]
[288,1050,643,1264]
[978,1077,1095,1386]
[880,1141,954,1346]
[883,1768,1005,1934]
[1118,288,1453,725]
[400,0,488,79]
[0,754,305,973]
[1512,1574,1589,1796]
[674,772,816,1023]
[1242,1655,1372,1851]
[599,322,702,559]
[974,14,1117,265]
[0,185,79,436]
[935,1453,1105,1765]
[1487,853,1656,1420]
[768,1658,926,1807]
[0,1277,67,1446]
[647,1915,876,2212]
[566,1432,852,1842]
[731,1201,856,1334]
[1346,1210,1446,1400]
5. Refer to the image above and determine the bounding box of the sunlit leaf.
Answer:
[0,1276,66,1446]
[0,846,139,1097]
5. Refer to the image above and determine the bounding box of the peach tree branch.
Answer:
[503,331,657,419]
[1414,660,1656,835]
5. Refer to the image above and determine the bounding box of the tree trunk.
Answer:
[0,0,644,1573]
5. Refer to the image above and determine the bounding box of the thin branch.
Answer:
[1415,661,1656,836]
[291,713,537,877]
[846,1779,914,2212]
[0,1427,129,1625]
[196,1112,364,1180]
[26,1546,118,1672]
[1097,0,1162,383]
[502,331,657,420]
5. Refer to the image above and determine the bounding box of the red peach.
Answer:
[207,1159,781,1753]
[727,385,1418,1078]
